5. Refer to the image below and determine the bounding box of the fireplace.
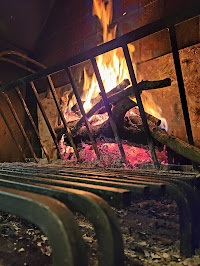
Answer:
[1,2,200,264]
[0,0,200,170]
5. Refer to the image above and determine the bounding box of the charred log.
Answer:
[63,119,147,146]
[57,110,200,165]
[55,77,184,157]
[68,79,131,116]
[131,117,200,165]
[56,78,171,132]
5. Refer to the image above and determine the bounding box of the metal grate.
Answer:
[0,162,200,257]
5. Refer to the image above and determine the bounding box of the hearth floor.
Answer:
[0,199,200,265]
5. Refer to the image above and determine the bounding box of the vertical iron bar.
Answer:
[90,58,126,163]
[30,81,61,158]
[2,92,39,162]
[65,68,100,160]
[47,75,80,161]
[122,45,159,168]
[169,26,198,170]
[16,87,51,162]
[0,107,27,161]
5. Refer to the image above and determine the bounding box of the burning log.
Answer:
[65,79,131,118]
[55,80,134,133]
[55,77,173,152]
[130,117,200,165]
[97,78,130,99]
[69,78,171,131]
[63,117,147,146]
[57,107,200,165]
[112,97,161,127]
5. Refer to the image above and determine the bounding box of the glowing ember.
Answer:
[89,112,109,126]
[58,140,168,168]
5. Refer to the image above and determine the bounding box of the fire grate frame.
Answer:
[0,3,200,169]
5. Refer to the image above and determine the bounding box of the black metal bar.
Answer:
[16,87,51,162]
[0,58,35,73]
[30,81,61,158]
[2,92,39,162]
[1,3,200,92]
[0,178,124,266]
[0,163,198,257]
[0,186,88,266]
[0,172,131,207]
[91,58,126,163]
[66,68,100,160]
[122,45,159,168]
[0,167,150,199]
[47,76,80,161]
[0,108,27,161]
[169,26,198,170]
[0,50,46,69]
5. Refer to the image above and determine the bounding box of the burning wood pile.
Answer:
[54,0,200,167]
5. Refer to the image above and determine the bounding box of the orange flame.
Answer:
[66,0,167,132]
[141,91,168,131]
[82,0,135,113]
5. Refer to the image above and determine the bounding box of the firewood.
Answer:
[68,79,130,117]
[62,118,147,146]
[112,97,161,126]
[130,116,200,164]
[57,110,200,166]
[72,78,171,130]
[99,78,130,98]
[55,78,171,145]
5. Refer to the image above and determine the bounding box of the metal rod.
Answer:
[122,45,159,168]
[30,82,61,158]
[0,107,27,161]
[16,87,51,162]
[169,26,198,170]
[1,2,200,92]
[91,58,126,163]
[0,58,35,73]
[65,68,100,160]
[0,50,46,69]
[2,92,39,162]
[47,75,80,161]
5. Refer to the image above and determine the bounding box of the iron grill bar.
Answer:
[0,57,35,73]
[91,58,126,163]
[2,92,39,162]
[168,26,198,170]
[122,45,159,168]
[0,2,200,92]
[30,81,61,158]
[66,68,100,160]
[0,108,27,161]
[15,87,51,162]
[47,75,80,161]
[169,26,194,144]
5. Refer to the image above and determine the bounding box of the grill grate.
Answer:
[0,162,200,257]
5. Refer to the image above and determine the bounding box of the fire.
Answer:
[141,91,168,131]
[82,0,134,113]
[65,0,167,131]
[60,0,168,165]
